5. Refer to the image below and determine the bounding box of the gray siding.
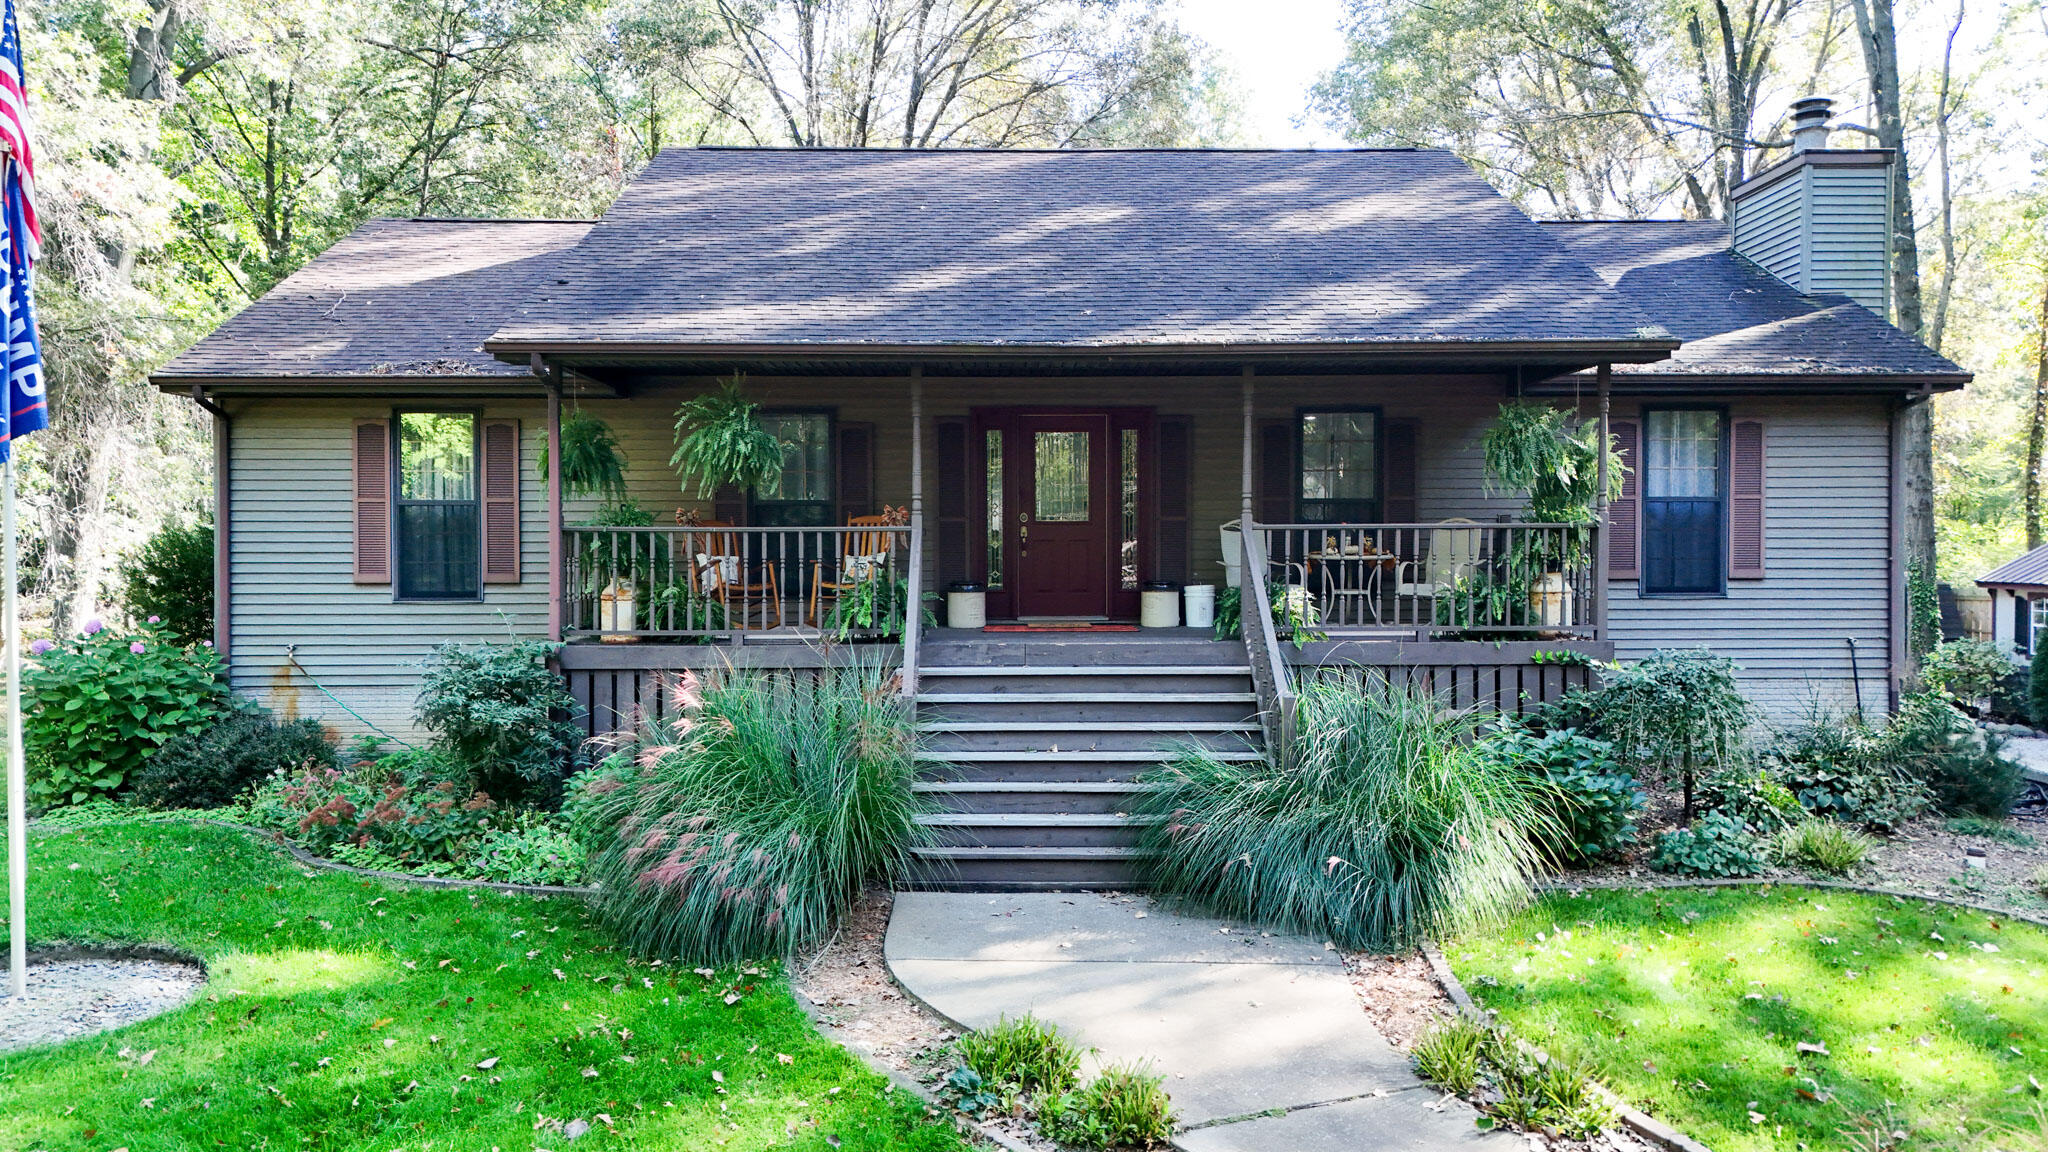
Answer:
[1732,174,1804,291]
[1733,159,1891,317]
[1607,397,1892,718]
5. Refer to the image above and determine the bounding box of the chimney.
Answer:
[1731,97,1895,319]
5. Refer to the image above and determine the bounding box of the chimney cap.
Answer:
[1790,96,1833,153]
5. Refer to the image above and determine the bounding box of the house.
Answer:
[1977,545,2048,659]
[153,103,1965,882]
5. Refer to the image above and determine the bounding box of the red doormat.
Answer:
[983,623,1140,632]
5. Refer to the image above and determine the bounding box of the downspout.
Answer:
[189,385,230,659]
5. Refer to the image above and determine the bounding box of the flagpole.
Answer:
[5,455,22,999]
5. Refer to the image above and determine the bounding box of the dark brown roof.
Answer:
[156,218,591,384]
[484,148,1677,359]
[1539,220,1967,384]
[1979,545,2048,590]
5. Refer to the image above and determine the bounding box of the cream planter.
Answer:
[599,581,639,643]
[947,590,988,630]
[1530,572,1574,628]
[1141,588,1181,629]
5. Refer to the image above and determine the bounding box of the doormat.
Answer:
[982,623,1140,632]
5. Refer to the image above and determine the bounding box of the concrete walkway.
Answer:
[885,891,1509,1151]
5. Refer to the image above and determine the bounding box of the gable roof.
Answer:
[1979,545,2048,590]
[1539,220,1967,385]
[483,148,1676,364]
[156,218,591,386]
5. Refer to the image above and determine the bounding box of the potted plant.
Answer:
[543,410,630,501]
[1480,402,1625,629]
[670,373,784,497]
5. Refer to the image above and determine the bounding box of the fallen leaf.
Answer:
[476,1057,500,1070]
[777,1053,793,1065]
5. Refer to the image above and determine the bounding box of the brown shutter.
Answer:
[481,419,521,584]
[1606,418,1640,580]
[934,418,969,587]
[1728,417,1766,579]
[1154,417,1192,584]
[353,419,391,584]
[836,421,875,522]
[712,485,746,525]
[1383,418,1419,523]
[1256,420,1292,525]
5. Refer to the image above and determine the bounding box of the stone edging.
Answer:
[22,942,207,971]
[193,819,600,898]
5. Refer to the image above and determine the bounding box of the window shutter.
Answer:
[1728,418,1766,579]
[481,419,521,584]
[712,485,746,525]
[1383,418,1419,523]
[1256,420,1292,525]
[353,419,391,584]
[836,421,875,522]
[1154,417,1192,584]
[2015,594,2032,656]
[934,418,970,587]
[1606,419,1640,580]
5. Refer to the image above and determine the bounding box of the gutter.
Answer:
[188,386,230,660]
[481,336,1683,366]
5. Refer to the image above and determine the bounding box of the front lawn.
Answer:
[1447,886,2048,1152]
[0,819,965,1152]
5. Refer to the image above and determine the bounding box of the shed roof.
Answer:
[1978,545,2048,590]
[483,148,1676,358]
[156,218,592,384]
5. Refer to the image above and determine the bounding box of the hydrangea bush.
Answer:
[24,617,227,807]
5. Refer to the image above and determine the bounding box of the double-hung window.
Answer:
[395,411,481,600]
[1299,410,1379,523]
[751,411,833,527]
[1641,409,1725,596]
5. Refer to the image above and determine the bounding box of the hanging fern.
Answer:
[1481,402,1625,525]
[540,411,629,500]
[670,374,784,497]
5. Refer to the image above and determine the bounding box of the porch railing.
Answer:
[562,524,913,641]
[1249,522,1599,640]
[1241,524,1297,763]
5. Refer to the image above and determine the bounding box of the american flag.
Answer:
[0,0,42,464]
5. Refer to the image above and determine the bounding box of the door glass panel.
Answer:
[986,430,1004,587]
[1034,431,1089,522]
[1120,428,1138,590]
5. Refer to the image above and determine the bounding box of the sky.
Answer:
[1171,0,1352,148]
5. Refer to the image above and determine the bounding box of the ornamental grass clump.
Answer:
[1136,678,1549,952]
[578,658,928,962]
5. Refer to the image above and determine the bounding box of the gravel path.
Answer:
[0,958,205,1051]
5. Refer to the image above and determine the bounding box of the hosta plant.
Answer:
[24,618,228,807]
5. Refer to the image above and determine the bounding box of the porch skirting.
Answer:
[1286,640,1611,716]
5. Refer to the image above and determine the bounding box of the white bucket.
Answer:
[1183,584,1216,629]
[947,590,987,630]
[1140,589,1182,629]
[1219,521,1243,589]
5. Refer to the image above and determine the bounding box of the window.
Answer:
[751,412,832,527]
[2027,597,2048,655]
[1299,410,1378,523]
[395,411,480,600]
[1120,428,1139,590]
[1641,409,1724,595]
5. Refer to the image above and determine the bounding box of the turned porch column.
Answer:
[904,367,924,695]
[1240,366,1255,528]
[546,366,564,641]
[1594,363,1611,641]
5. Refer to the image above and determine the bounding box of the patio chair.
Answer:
[1394,519,1481,614]
[808,515,898,629]
[691,521,784,630]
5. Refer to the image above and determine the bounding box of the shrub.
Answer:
[1649,812,1767,878]
[1885,692,2024,818]
[2031,645,2048,729]
[1918,639,2017,706]
[1480,724,1641,866]
[132,705,337,810]
[1589,649,1752,823]
[24,618,228,807]
[416,641,582,808]
[1412,1016,1488,1094]
[956,1015,1083,1099]
[1697,766,1804,834]
[117,519,214,646]
[242,750,499,869]
[1944,816,2036,846]
[1759,700,1929,831]
[1038,1063,1176,1150]
[578,659,928,962]
[472,812,588,886]
[1136,679,1548,952]
[2033,865,2048,898]
[1773,819,1875,876]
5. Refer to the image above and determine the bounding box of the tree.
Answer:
[2030,270,2048,549]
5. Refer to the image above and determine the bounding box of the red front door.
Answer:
[1010,413,1111,618]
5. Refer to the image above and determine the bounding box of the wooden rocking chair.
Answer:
[808,515,898,629]
[690,521,783,630]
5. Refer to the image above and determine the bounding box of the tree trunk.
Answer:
[43,427,122,636]
[2031,274,2048,550]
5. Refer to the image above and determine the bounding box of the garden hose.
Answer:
[283,645,416,748]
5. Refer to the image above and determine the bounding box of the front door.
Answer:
[1011,413,1111,618]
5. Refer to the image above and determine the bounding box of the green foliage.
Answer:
[117,519,215,646]
[1212,585,1242,640]
[955,1015,1083,1098]
[1589,648,1753,820]
[1905,561,1940,658]
[1886,692,2025,817]
[542,410,629,500]
[1485,1038,1616,1140]
[1269,580,1324,642]
[1771,819,1875,876]
[1944,816,2036,846]
[1649,812,1767,878]
[828,569,918,640]
[585,498,657,528]
[1698,765,1805,834]
[1918,638,2017,704]
[2031,644,2048,729]
[938,1066,1006,1118]
[132,704,338,810]
[470,811,588,886]
[1480,402,1625,525]
[416,641,582,808]
[670,374,784,496]
[578,659,928,962]
[1411,1016,1488,1094]
[1037,1063,1177,1150]
[1757,702,1929,831]
[24,618,229,807]
[1480,724,1642,866]
[1137,679,1547,951]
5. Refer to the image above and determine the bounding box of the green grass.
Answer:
[1447,886,2048,1152]
[0,819,965,1152]
[954,1013,1082,1096]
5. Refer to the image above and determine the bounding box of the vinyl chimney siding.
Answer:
[1731,151,1893,318]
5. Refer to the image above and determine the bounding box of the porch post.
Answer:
[1594,363,1611,641]
[546,366,564,642]
[1240,366,1255,527]
[910,367,924,526]
[905,368,924,695]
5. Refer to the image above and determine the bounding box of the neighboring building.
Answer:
[1977,545,2048,658]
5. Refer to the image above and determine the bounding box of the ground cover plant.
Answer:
[1446,885,2048,1152]
[1137,678,1548,951]
[1480,724,1642,866]
[0,818,964,1152]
